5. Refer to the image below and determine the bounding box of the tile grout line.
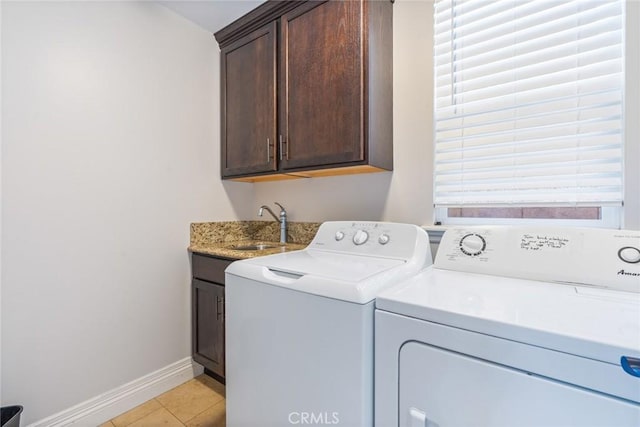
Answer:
[164,394,224,426]
[108,375,225,427]
[156,376,225,427]
[142,406,183,427]
[110,398,175,427]
[153,397,188,427]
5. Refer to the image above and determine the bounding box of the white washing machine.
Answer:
[225,221,432,427]
[376,226,640,427]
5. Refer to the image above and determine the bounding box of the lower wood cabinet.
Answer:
[191,254,233,380]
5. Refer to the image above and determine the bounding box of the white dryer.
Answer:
[225,221,432,427]
[376,226,640,427]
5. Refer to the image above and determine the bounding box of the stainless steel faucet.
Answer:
[258,202,287,244]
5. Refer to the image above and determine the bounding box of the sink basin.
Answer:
[227,243,278,251]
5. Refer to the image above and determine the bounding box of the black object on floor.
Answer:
[1,406,23,427]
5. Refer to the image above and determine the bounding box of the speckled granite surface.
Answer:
[189,221,321,259]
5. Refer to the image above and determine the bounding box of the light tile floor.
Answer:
[99,375,225,427]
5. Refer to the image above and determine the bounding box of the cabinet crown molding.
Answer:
[214,0,393,47]
[214,0,305,47]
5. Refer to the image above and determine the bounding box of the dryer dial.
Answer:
[618,246,640,264]
[460,233,486,256]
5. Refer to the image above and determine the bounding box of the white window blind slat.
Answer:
[435,76,622,114]
[435,17,623,70]
[433,0,624,209]
[437,41,622,90]
[440,1,618,52]
[436,115,622,146]
[435,138,622,161]
[436,101,622,135]
[437,60,622,105]
[437,149,622,174]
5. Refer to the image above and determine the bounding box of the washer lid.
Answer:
[226,249,421,304]
[247,249,405,282]
[376,267,640,366]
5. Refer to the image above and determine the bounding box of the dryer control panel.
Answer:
[435,226,640,293]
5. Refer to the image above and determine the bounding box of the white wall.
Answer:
[252,0,435,226]
[1,2,252,424]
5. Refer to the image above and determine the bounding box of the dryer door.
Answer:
[399,341,640,427]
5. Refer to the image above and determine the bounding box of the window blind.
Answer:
[433,0,624,207]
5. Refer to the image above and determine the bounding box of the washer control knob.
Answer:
[353,229,369,245]
[335,231,345,241]
[378,234,390,245]
[460,233,486,256]
[618,246,640,264]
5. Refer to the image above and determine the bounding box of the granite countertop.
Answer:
[188,221,320,260]
[189,240,307,260]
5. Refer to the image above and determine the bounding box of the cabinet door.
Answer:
[221,22,278,177]
[280,0,365,170]
[192,279,225,377]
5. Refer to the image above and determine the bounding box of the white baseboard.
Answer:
[27,357,204,427]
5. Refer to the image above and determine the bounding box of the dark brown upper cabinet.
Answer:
[216,0,393,182]
[221,22,278,177]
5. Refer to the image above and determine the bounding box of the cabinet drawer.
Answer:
[192,254,233,284]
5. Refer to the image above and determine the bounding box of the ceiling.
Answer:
[159,0,263,34]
